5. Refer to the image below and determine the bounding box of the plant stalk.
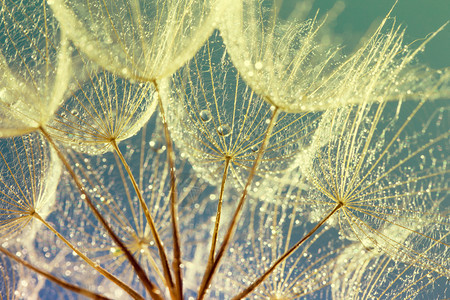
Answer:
[197,106,279,299]
[207,157,231,269]
[153,79,184,300]
[39,126,163,300]
[0,246,111,300]
[233,203,343,299]
[111,139,176,299]
[33,212,143,300]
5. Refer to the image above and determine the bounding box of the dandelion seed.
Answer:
[46,118,213,296]
[295,100,449,277]
[47,65,157,155]
[169,32,320,187]
[0,1,447,298]
[49,0,226,81]
[220,0,450,112]
[0,1,70,137]
[0,134,61,242]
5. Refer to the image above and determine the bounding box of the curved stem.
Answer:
[207,157,231,268]
[111,139,176,299]
[154,79,183,300]
[233,203,342,299]
[197,107,279,300]
[0,246,111,300]
[39,127,163,300]
[33,213,143,300]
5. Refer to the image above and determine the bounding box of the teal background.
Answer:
[280,0,450,68]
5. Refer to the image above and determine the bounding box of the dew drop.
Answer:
[149,139,163,152]
[104,36,113,44]
[251,145,259,152]
[217,124,231,137]
[255,61,263,70]
[199,110,212,122]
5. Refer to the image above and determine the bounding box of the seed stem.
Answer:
[197,106,279,299]
[111,139,175,299]
[233,203,342,299]
[207,157,231,269]
[39,126,163,300]
[0,246,111,300]
[154,79,184,300]
[33,213,143,300]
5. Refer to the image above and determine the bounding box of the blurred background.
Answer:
[279,0,450,68]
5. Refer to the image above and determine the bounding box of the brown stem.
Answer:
[197,107,279,300]
[207,157,231,268]
[38,126,163,300]
[233,203,343,299]
[111,139,176,299]
[153,79,183,300]
[34,213,143,300]
[0,246,111,300]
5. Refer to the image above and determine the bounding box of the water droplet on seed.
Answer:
[217,124,231,137]
[199,110,212,122]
